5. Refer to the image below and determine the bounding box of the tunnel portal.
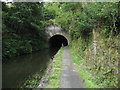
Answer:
[49,35,68,48]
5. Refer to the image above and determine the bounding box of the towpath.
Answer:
[61,46,85,88]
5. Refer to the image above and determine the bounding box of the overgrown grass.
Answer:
[70,34,119,88]
[46,48,63,88]
[70,40,101,88]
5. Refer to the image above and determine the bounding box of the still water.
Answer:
[2,48,60,88]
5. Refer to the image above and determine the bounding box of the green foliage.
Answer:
[4,2,44,33]
[3,2,119,59]
[52,2,119,39]
[70,36,119,88]
[2,2,51,61]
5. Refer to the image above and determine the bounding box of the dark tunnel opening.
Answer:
[48,35,68,57]
[49,35,68,48]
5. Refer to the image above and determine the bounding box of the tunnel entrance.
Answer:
[49,35,68,48]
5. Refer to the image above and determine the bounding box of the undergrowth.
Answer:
[70,34,119,88]
[46,48,63,88]
[70,41,100,88]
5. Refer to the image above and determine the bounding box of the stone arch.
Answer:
[45,25,69,47]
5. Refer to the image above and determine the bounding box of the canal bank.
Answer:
[38,48,63,88]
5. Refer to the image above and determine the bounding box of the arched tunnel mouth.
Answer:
[48,35,68,58]
[49,35,68,48]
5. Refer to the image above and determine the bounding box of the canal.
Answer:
[2,48,60,88]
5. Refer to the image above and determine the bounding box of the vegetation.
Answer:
[70,47,100,88]
[46,48,63,88]
[70,37,119,88]
[45,2,119,88]
[2,2,119,88]
[54,2,119,38]
[2,2,54,61]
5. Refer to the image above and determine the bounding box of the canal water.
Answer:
[2,48,60,88]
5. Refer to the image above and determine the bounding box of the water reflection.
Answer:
[2,48,60,88]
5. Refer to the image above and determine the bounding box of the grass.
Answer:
[46,48,63,88]
[70,35,119,88]
[75,64,100,88]
[70,46,101,88]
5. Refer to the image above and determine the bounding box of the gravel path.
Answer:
[61,46,85,88]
